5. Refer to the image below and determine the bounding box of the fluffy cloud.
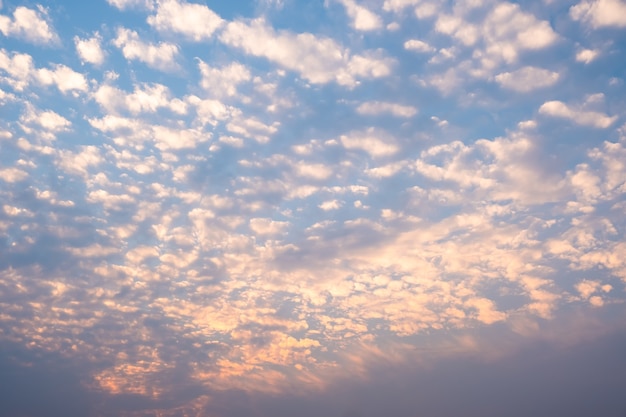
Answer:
[404,39,435,53]
[106,0,154,10]
[539,100,617,128]
[570,0,626,28]
[198,60,251,97]
[113,28,179,72]
[0,50,87,94]
[340,128,399,158]
[74,34,106,65]
[495,66,560,92]
[356,101,417,117]
[219,18,393,86]
[0,5,59,45]
[147,0,224,40]
[336,0,382,31]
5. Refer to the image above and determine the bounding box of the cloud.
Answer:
[92,82,187,115]
[1,0,626,415]
[570,0,626,28]
[147,0,224,41]
[0,50,87,94]
[106,0,154,10]
[112,28,180,72]
[336,0,383,31]
[0,167,28,182]
[0,5,59,45]
[403,39,435,53]
[382,0,420,13]
[219,18,393,86]
[575,48,600,63]
[340,128,399,158]
[198,60,251,97]
[356,101,417,118]
[56,146,103,177]
[19,104,71,133]
[74,34,106,65]
[249,218,289,236]
[539,100,617,128]
[495,66,560,92]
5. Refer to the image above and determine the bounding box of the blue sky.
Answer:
[1,0,626,416]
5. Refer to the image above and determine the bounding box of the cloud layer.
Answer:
[1,0,626,416]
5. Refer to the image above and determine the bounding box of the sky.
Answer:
[1,0,626,416]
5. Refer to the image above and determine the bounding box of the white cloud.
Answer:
[147,0,224,41]
[575,48,600,64]
[340,128,399,158]
[106,0,154,10]
[113,28,180,72]
[480,2,558,63]
[152,126,208,150]
[0,50,87,94]
[0,167,28,182]
[495,66,560,92]
[319,200,342,210]
[198,60,250,97]
[20,105,71,133]
[57,146,103,177]
[0,5,59,45]
[404,39,435,53]
[293,162,333,180]
[336,0,382,31]
[249,218,289,236]
[3,204,34,217]
[93,82,186,115]
[539,100,617,128]
[570,0,626,28]
[36,64,88,94]
[74,34,105,65]
[356,101,417,118]
[226,116,279,144]
[219,18,393,87]
[382,0,420,12]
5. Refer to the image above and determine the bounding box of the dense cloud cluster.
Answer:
[1,0,626,416]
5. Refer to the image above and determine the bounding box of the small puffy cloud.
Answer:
[106,0,154,10]
[356,101,417,118]
[495,66,560,92]
[340,128,399,158]
[74,34,105,65]
[570,0,626,28]
[56,145,103,177]
[36,64,88,94]
[3,204,34,217]
[0,5,59,45]
[198,60,251,97]
[0,50,87,93]
[147,0,224,41]
[539,100,617,128]
[93,83,186,115]
[382,0,420,12]
[293,162,333,180]
[220,18,393,87]
[152,126,208,150]
[319,200,342,210]
[576,48,600,63]
[479,3,558,64]
[249,218,289,236]
[113,28,179,72]
[20,105,71,133]
[336,0,382,31]
[0,167,28,182]
[404,39,435,53]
